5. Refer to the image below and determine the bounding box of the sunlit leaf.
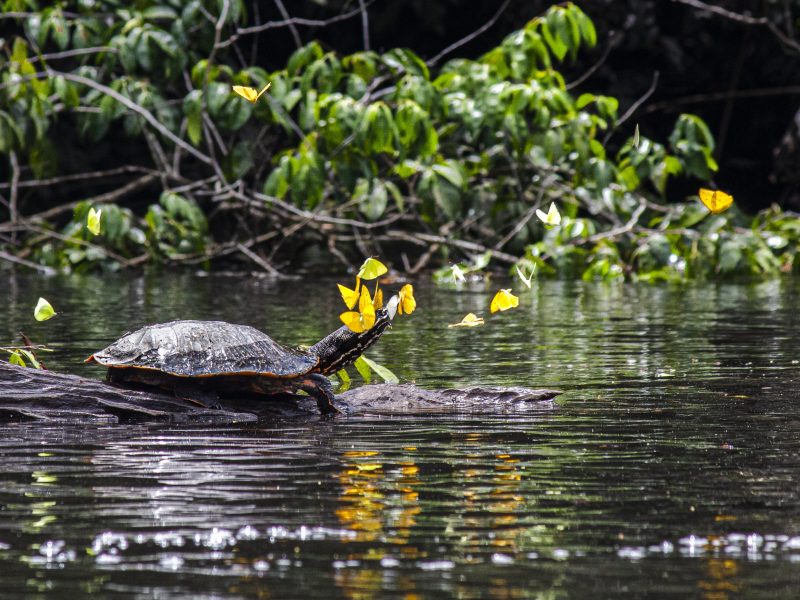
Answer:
[633,124,640,150]
[451,264,466,284]
[8,350,26,367]
[339,285,376,333]
[490,289,519,313]
[357,257,388,280]
[698,188,733,214]
[34,297,56,322]
[86,207,102,236]
[516,264,536,288]
[359,355,399,383]
[232,82,271,103]
[19,349,41,369]
[448,313,485,328]
[353,355,372,383]
[336,368,351,391]
[536,202,561,226]
[398,284,416,315]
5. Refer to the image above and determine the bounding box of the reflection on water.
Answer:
[1,272,800,597]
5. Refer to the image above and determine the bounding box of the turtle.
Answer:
[85,296,400,415]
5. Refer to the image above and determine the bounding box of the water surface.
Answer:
[1,272,799,598]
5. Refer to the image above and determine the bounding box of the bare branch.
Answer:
[566,32,621,90]
[9,151,20,242]
[427,0,512,66]
[50,70,215,166]
[236,243,286,277]
[0,174,157,230]
[218,2,377,49]
[603,71,659,144]
[273,0,302,49]
[0,250,57,274]
[29,47,116,64]
[672,0,800,54]
[358,0,371,51]
[0,165,156,191]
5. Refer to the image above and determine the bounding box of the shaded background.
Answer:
[237,0,800,212]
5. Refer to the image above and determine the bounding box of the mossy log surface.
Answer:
[0,362,561,424]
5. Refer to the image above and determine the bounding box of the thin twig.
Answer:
[603,71,659,144]
[358,0,371,51]
[427,0,512,66]
[9,151,20,243]
[584,201,647,244]
[50,70,215,166]
[0,251,57,275]
[29,46,116,63]
[672,0,800,53]
[236,243,285,277]
[0,174,157,231]
[384,230,519,264]
[566,32,621,90]
[273,0,302,48]
[0,165,156,191]
[494,175,557,250]
[645,85,800,112]
[218,2,376,49]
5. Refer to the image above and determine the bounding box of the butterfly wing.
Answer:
[340,311,366,333]
[699,188,733,214]
[255,82,271,100]
[338,283,360,309]
[232,85,258,102]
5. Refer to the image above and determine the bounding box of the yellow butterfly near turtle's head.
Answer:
[232,83,271,103]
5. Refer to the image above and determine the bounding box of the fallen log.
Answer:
[0,362,561,424]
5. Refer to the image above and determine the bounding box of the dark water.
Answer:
[1,272,800,598]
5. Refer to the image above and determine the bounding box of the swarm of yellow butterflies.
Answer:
[698,188,734,214]
[338,258,416,333]
[232,82,271,103]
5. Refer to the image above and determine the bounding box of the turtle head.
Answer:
[311,295,399,375]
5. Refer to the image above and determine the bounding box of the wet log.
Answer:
[0,362,561,424]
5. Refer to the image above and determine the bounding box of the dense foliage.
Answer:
[1,1,800,279]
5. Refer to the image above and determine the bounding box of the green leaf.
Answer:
[359,355,400,384]
[19,349,42,369]
[8,350,26,367]
[34,297,56,322]
[336,368,352,392]
[353,355,372,383]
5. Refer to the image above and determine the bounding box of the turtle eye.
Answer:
[386,295,400,320]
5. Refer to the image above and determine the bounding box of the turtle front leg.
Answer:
[300,373,341,415]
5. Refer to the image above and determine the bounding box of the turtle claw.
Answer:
[174,385,222,410]
[301,373,342,416]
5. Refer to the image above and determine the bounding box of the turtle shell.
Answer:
[88,320,318,378]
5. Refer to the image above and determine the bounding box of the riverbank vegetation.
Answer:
[2,1,800,280]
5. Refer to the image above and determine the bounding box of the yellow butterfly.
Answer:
[34,297,56,322]
[357,257,388,280]
[490,289,519,313]
[340,286,376,333]
[338,279,361,309]
[87,207,102,236]
[232,82,271,103]
[515,264,535,289]
[448,313,485,328]
[536,202,561,226]
[451,264,466,284]
[698,188,733,214]
[373,285,384,310]
[397,284,416,315]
